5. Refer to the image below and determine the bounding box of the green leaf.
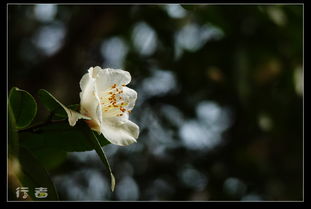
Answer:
[9,87,37,129]
[38,89,65,114]
[19,121,110,152]
[29,148,67,171]
[89,131,115,192]
[38,89,90,126]
[18,146,59,200]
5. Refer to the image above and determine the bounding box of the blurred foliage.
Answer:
[8,4,303,201]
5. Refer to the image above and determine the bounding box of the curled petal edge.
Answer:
[51,94,91,126]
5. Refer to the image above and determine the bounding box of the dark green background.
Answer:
[8,4,303,200]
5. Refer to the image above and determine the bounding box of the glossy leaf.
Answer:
[19,120,110,152]
[38,89,65,114]
[9,87,37,129]
[38,89,90,126]
[89,131,115,192]
[29,148,67,171]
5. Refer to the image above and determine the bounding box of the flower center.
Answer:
[100,83,131,117]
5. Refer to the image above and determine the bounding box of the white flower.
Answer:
[68,66,139,146]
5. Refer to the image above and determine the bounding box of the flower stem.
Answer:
[17,113,67,133]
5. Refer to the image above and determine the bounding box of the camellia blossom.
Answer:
[67,66,139,146]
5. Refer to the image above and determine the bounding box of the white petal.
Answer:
[122,86,137,111]
[91,66,132,91]
[100,117,139,146]
[79,68,101,131]
[63,107,90,126]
